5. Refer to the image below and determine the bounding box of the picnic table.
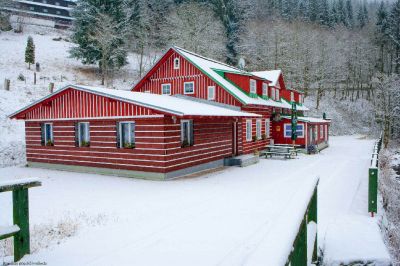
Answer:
[261,144,298,159]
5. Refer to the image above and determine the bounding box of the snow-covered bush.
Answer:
[379,144,400,264]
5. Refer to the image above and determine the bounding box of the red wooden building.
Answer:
[10,46,330,179]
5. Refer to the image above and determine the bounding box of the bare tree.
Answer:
[373,74,400,147]
[88,11,126,86]
[162,2,227,61]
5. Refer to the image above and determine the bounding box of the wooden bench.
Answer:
[0,178,41,262]
[263,145,298,159]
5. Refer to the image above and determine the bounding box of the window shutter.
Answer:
[116,122,120,148]
[189,120,194,145]
[74,122,79,147]
[40,123,45,146]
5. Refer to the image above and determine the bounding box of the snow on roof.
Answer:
[251,70,282,87]
[282,115,331,123]
[281,98,309,111]
[10,85,261,118]
[173,47,288,109]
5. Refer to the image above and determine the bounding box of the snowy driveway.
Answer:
[0,136,390,265]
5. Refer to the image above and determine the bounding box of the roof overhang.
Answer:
[9,84,261,120]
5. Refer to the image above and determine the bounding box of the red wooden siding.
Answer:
[25,117,235,174]
[19,88,160,120]
[163,117,234,172]
[133,51,241,107]
[240,105,272,154]
[224,73,251,93]
[271,119,329,146]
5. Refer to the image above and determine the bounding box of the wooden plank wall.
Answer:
[241,105,272,154]
[22,88,157,120]
[25,117,235,174]
[136,51,241,107]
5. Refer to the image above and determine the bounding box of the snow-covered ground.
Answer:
[0,28,144,167]
[0,136,391,265]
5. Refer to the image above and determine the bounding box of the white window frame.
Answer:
[78,122,90,147]
[250,79,257,94]
[161,83,171,95]
[119,121,135,148]
[262,83,268,97]
[207,86,216,100]
[173,58,180,69]
[275,89,280,101]
[256,119,262,139]
[271,88,276,100]
[184,81,195,95]
[324,125,328,141]
[284,123,304,138]
[265,119,270,138]
[291,92,294,102]
[246,120,252,141]
[299,94,302,103]
[44,123,53,145]
[320,125,323,139]
[181,120,193,146]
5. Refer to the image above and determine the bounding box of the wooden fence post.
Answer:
[4,79,10,91]
[49,82,54,93]
[13,188,30,261]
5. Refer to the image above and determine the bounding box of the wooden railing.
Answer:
[0,178,41,262]
[368,132,383,216]
[286,180,318,265]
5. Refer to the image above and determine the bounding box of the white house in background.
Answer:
[2,0,76,28]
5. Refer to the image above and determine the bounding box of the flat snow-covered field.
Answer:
[0,136,391,265]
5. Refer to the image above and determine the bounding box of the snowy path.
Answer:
[0,136,391,265]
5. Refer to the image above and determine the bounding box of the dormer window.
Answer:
[299,94,302,103]
[275,89,280,101]
[262,83,268,97]
[271,88,276,100]
[173,58,180,69]
[250,79,256,94]
[290,92,294,102]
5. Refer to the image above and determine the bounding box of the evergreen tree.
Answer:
[357,4,365,28]
[25,36,35,69]
[388,0,400,73]
[375,1,389,73]
[345,0,354,27]
[298,0,309,21]
[337,0,348,26]
[308,0,318,22]
[69,0,128,84]
[318,0,330,26]
[281,0,292,21]
[210,0,245,65]
[330,1,339,26]
[376,1,388,34]
[363,2,369,23]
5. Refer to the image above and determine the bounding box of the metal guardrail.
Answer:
[368,132,382,216]
[286,181,318,265]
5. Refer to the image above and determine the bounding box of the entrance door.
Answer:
[232,122,239,156]
[308,126,315,145]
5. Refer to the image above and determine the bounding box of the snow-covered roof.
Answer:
[10,85,261,119]
[251,70,282,87]
[173,47,288,109]
[282,115,331,123]
[281,98,309,111]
